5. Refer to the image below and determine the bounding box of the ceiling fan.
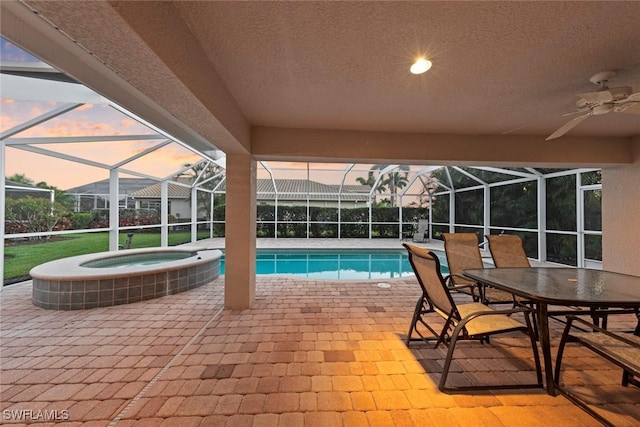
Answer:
[546,70,640,140]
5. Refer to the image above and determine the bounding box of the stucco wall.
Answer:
[602,137,640,275]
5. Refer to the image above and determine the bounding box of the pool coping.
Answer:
[29,247,223,281]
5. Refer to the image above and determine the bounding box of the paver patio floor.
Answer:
[1,271,638,426]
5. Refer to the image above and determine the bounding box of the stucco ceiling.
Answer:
[172,1,640,137]
[5,1,640,162]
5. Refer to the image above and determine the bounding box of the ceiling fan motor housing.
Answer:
[590,70,617,87]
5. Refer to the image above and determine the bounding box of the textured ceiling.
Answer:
[10,1,640,152]
[172,1,640,138]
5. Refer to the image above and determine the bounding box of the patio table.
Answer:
[462,267,640,395]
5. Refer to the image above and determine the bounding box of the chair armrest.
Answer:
[566,315,640,347]
[443,274,480,299]
[446,273,476,286]
[461,306,533,321]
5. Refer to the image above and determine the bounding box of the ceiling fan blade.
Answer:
[609,86,632,101]
[627,92,640,102]
[562,108,589,117]
[578,90,613,104]
[546,113,591,141]
[614,101,640,115]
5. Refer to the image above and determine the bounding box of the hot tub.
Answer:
[30,248,221,310]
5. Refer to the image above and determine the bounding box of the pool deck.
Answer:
[184,237,446,251]
[1,239,637,426]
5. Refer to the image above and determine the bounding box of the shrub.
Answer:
[71,212,93,229]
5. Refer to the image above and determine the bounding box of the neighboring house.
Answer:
[129,179,372,216]
[66,178,158,211]
[256,179,371,207]
[129,178,193,219]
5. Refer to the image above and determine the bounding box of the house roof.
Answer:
[256,179,370,202]
[66,178,158,195]
[5,180,52,198]
[132,178,371,202]
[129,178,192,199]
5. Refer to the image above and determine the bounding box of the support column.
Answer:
[602,137,640,276]
[224,154,256,309]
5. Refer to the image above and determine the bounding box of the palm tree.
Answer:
[355,171,377,188]
[380,171,409,207]
[355,165,412,207]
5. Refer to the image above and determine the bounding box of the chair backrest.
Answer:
[442,233,484,285]
[403,243,457,319]
[486,234,531,267]
[417,219,429,233]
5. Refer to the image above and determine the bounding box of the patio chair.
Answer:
[412,219,429,243]
[485,234,531,267]
[402,243,543,392]
[486,233,603,326]
[554,315,640,425]
[443,233,517,304]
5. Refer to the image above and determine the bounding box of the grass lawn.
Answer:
[4,231,212,282]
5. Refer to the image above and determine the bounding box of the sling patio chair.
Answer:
[402,243,543,392]
[485,234,531,268]
[486,233,594,323]
[412,219,429,243]
[443,233,518,304]
[554,315,640,426]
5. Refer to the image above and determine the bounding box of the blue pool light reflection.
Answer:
[220,249,450,280]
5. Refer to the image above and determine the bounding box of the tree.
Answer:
[5,197,69,236]
[7,173,75,211]
[380,171,409,207]
[355,171,377,188]
[409,174,441,208]
[6,173,34,185]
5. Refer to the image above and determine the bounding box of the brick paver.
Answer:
[1,254,638,426]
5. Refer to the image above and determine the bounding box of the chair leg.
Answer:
[438,329,460,391]
[406,295,424,345]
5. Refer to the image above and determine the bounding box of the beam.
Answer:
[252,127,632,167]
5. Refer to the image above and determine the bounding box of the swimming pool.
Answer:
[220,249,450,280]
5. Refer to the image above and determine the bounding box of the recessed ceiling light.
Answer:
[410,58,432,75]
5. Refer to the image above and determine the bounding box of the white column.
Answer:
[483,184,490,239]
[191,187,198,242]
[449,190,455,233]
[161,181,168,247]
[224,154,256,309]
[108,170,120,250]
[576,172,585,267]
[537,176,547,262]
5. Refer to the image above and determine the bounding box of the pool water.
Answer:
[81,252,195,268]
[220,249,450,280]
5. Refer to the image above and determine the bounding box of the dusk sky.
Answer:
[2,38,211,190]
[2,38,427,196]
